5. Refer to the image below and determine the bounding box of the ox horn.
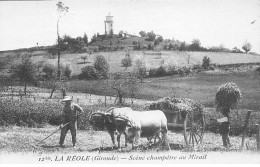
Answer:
[104,107,115,113]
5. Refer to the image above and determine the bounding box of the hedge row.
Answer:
[1,98,259,136]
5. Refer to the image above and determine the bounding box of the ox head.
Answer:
[89,111,116,131]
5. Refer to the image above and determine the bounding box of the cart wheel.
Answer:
[183,113,205,148]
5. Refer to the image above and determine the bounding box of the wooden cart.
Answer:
[149,97,205,148]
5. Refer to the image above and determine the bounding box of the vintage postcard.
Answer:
[0,0,260,164]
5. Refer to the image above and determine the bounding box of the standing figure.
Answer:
[215,82,242,148]
[212,108,231,148]
[59,96,83,147]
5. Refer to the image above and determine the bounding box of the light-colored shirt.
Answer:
[63,103,83,120]
[217,117,228,123]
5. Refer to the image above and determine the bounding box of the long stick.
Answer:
[34,122,70,146]
[240,110,252,150]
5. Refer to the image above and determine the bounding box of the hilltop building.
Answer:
[104,13,113,35]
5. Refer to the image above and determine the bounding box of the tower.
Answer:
[104,13,113,35]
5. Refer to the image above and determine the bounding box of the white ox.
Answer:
[124,110,170,150]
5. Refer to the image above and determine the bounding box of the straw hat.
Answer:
[62,96,72,102]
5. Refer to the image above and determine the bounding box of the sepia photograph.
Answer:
[0,0,260,164]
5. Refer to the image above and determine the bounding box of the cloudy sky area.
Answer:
[0,0,260,52]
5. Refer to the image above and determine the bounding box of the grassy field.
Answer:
[1,50,260,76]
[66,70,260,111]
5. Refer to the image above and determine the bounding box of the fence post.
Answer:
[256,124,260,151]
[240,110,252,151]
[105,95,107,107]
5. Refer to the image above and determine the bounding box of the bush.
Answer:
[93,55,110,78]
[156,66,167,77]
[147,66,166,77]
[134,59,146,82]
[202,56,210,70]
[63,65,72,79]
[165,65,179,76]
[79,66,100,80]
[0,98,92,129]
[139,31,147,38]
[0,98,62,127]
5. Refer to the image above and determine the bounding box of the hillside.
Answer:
[1,48,260,76]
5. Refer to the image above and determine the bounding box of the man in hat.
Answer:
[60,96,84,147]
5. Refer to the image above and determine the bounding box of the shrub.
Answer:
[79,66,100,80]
[202,56,210,70]
[93,55,110,78]
[81,55,88,63]
[139,31,147,38]
[134,59,146,82]
[156,66,167,77]
[42,64,56,80]
[0,98,92,129]
[63,65,72,79]
[148,68,157,77]
[165,65,179,76]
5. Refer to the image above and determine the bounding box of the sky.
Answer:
[0,0,260,52]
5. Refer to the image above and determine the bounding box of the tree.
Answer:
[121,54,132,70]
[94,55,110,78]
[154,39,159,45]
[190,39,201,51]
[81,55,88,63]
[242,42,252,53]
[179,42,187,51]
[157,36,163,42]
[108,73,138,105]
[139,31,147,38]
[11,59,37,95]
[59,35,83,52]
[83,33,88,44]
[146,31,156,41]
[134,59,146,83]
[48,46,57,59]
[90,34,97,44]
[119,30,124,37]
[41,63,69,98]
[232,47,243,53]
[56,1,69,80]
